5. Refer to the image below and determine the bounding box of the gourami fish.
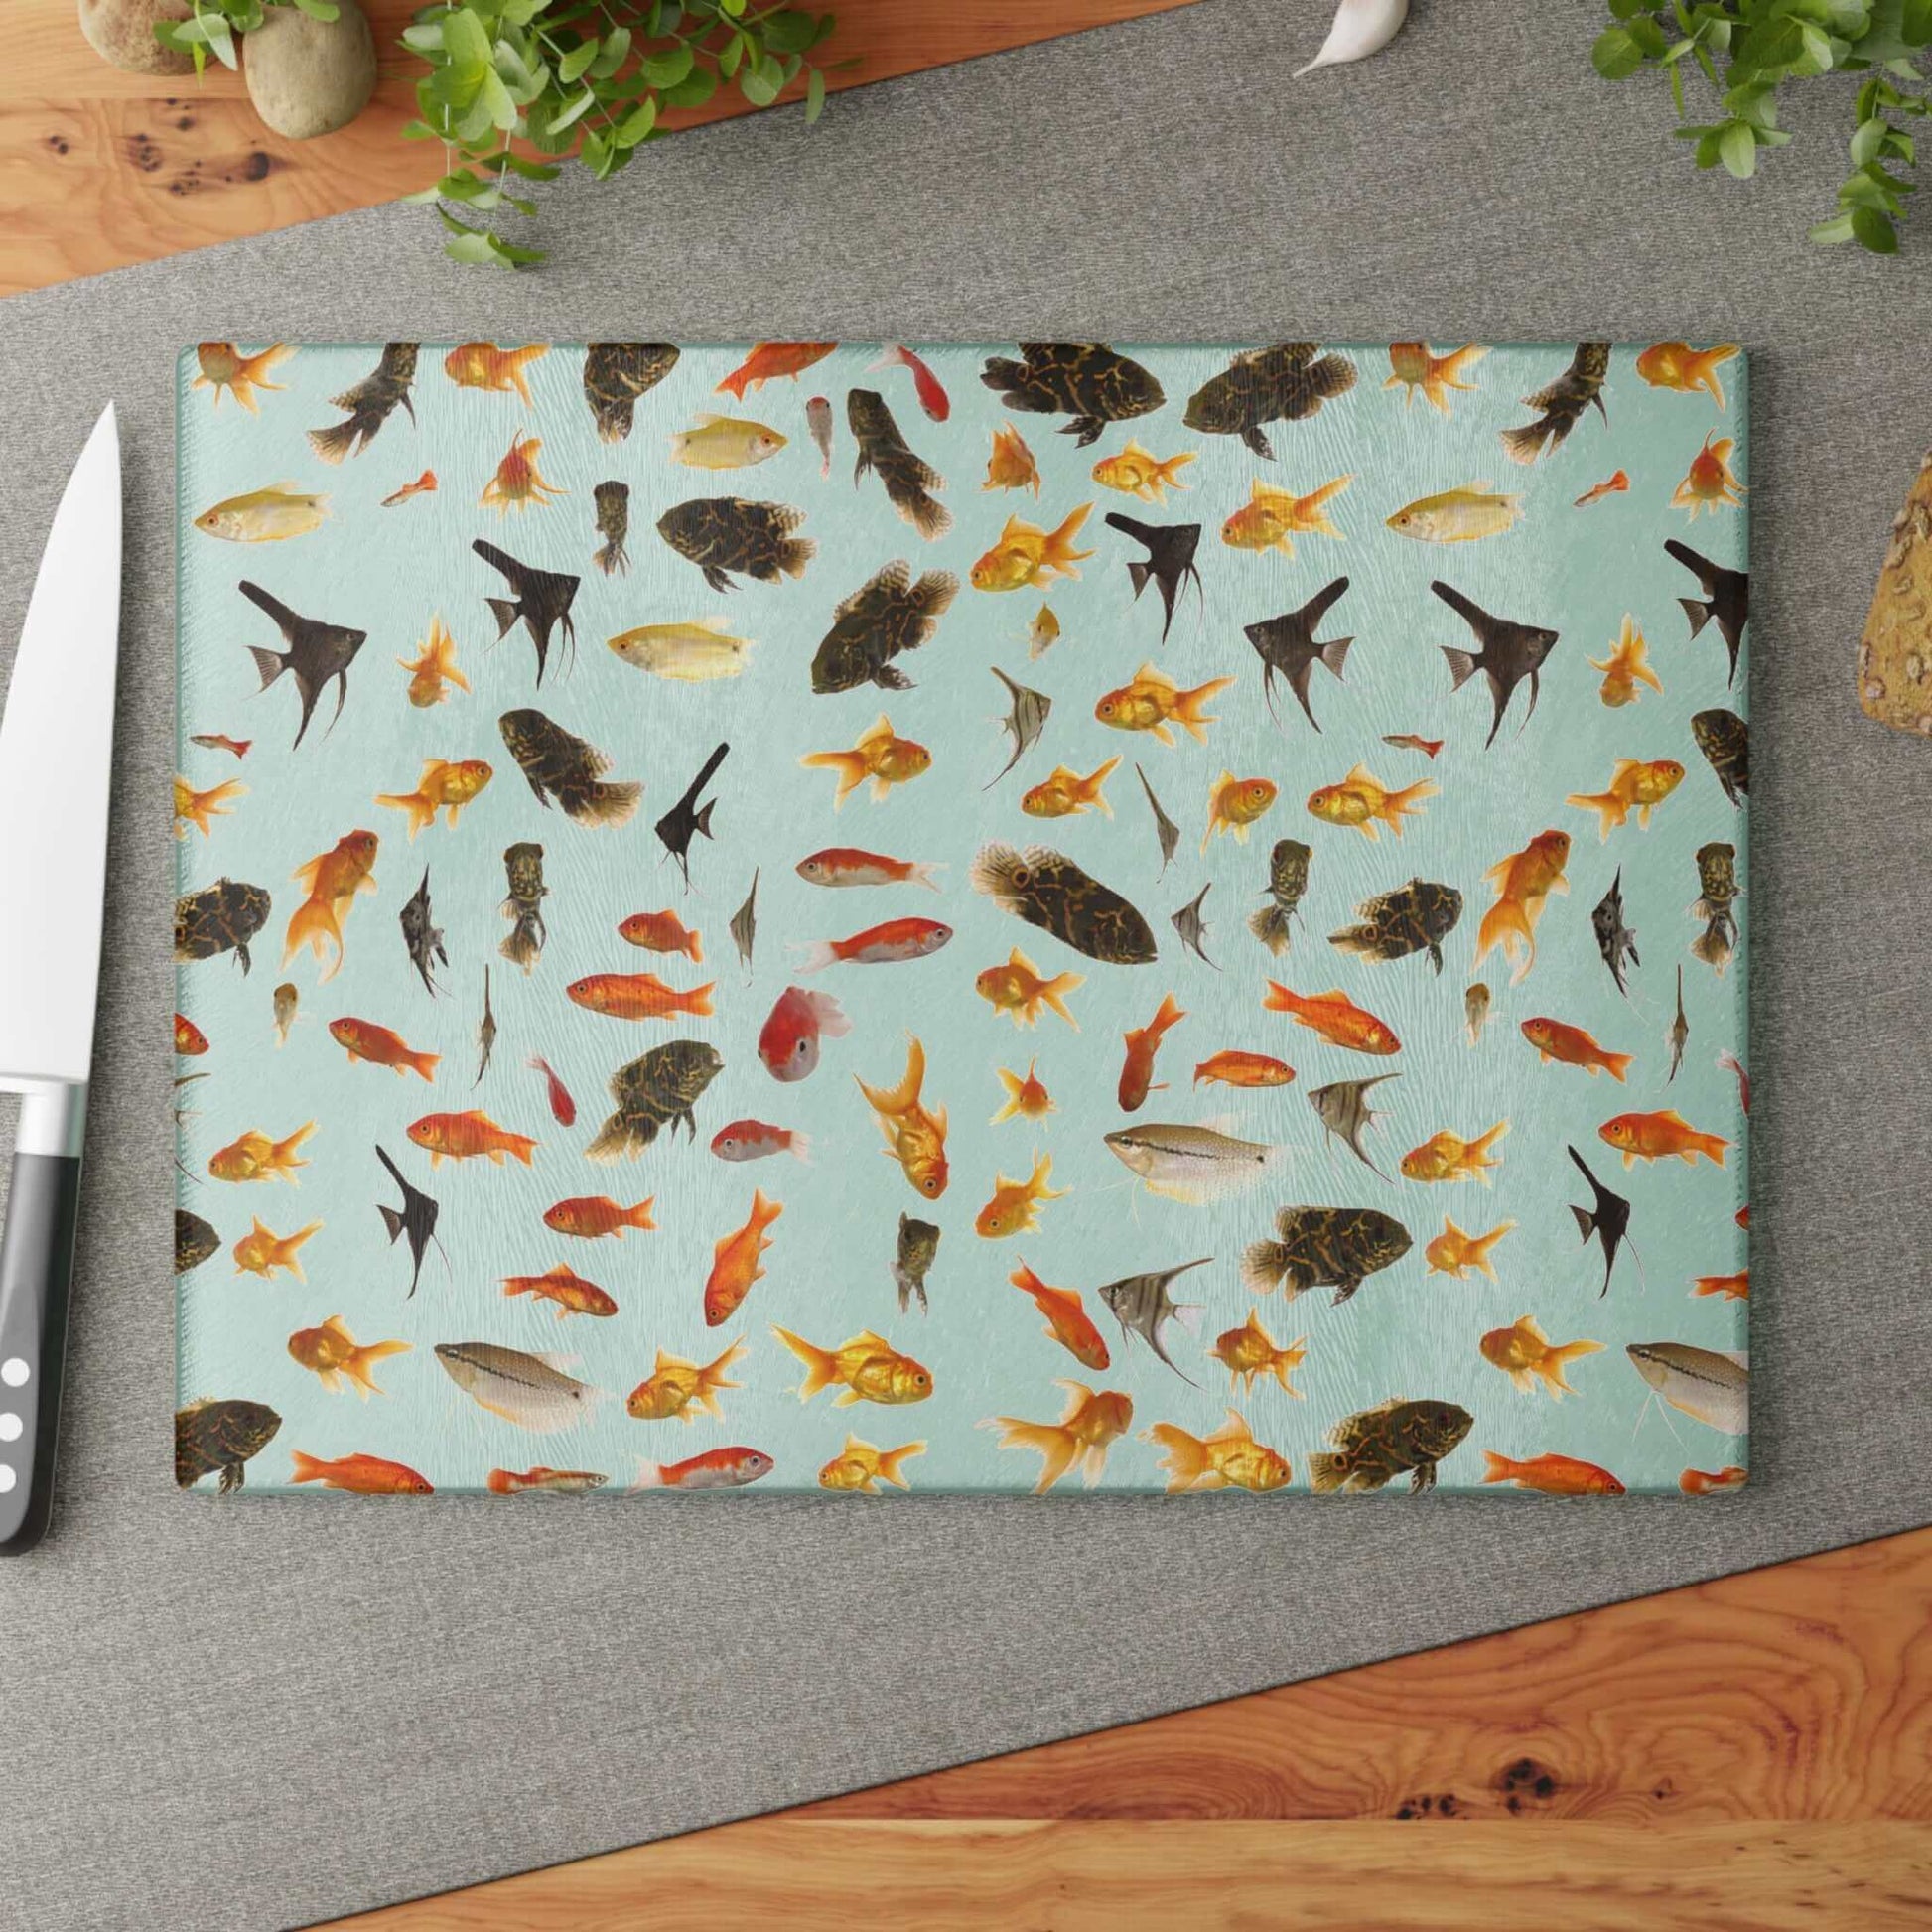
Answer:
[1636,341,1738,408]
[1209,1310,1307,1395]
[1480,1315,1603,1399]
[397,618,468,708]
[872,343,950,422]
[1118,992,1185,1111]
[1521,1016,1633,1081]
[704,1190,784,1326]
[607,618,754,683]
[1588,615,1661,708]
[232,1217,320,1280]
[435,1341,603,1431]
[1022,758,1121,820]
[287,1316,409,1398]
[982,1382,1134,1493]
[1009,1264,1109,1370]
[1598,1109,1729,1168]
[991,1061,1054,1125]
[208,1122,314,1184]
[330,1017,440,1082]
[1105,1126,1277,1207]
[758,985,849,1081]
[668,413,786,470]
[1385,482,1521,545]
[1628,1341,1748,1434]
[974,1151,1067,1240]
[627,1338,748,1423]
[375,758,493,838]
[283,830,379,982]
[975,947,1084,1030]
[1680,1464,1749,1495]
[193,341,292,413]
[529,1056,576,1127]
[1305,764,1437,840]
[1145,1412,1293,1494]
[502,1264,618,1319]
[800,714,932,805]
[486,1467,608,1494]
[1094,663,1234,745]
[1425,1218,1515,1280]
[566,973,717,1021]
[983,423,1042,495]
[1575,469,1629,509]
[1202,773,1278,851]
[795,916,952,972]
[173,776,245,838]
[382,469,439,508]
[620,909,705,960]
[1475,830,1571,985]
[194,484,330,544]
[1401,1121,1509,1185]
[632,1446,775,1491]
[1263,983,1400,1055]
[1384,342,1486,414]
[1481,1450,1624,1497]
[855,1036,950,1200]
[1092,439,1195,502]
[970,504,1095,592]
[772,1327,933,1406]
[444,341,546,400]
[1194,1050,1294,1089]
[405,1110,537,1166]
[190,733,252,759]
[1567,758,1685,839]
[290,1450,432,1494]
[715,341,836,399]
[542,1195,656,1239]
[1694,1271,1750,1301]
[711,1119,811,1163]
[818,1437,927,1493]
[1672,433,1746,519]
[482,430,566,513]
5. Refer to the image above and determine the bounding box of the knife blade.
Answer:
[0,402,121,1554]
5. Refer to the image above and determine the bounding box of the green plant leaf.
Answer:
[761,8,818,52]
[805,64,826,121]
[659,64,718,106]
[549,84,600,133]
[1810,209,1858,240]
[290,0,341,18]
[615,98,658,146]
[641,43,695,87]
[589,24,631,75]
[1720,118,1758,174]
[1853,201,1901,245]
[1592,24,1649,77]
[557,36,598,82]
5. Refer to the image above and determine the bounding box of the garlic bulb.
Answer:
[1294,0,1411,78]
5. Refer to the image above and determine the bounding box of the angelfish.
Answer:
[1308,1072,1398,1179]
[1170,882,1217,968]
[399,867,447,996]
[1666,539,1749,687]
[1135,763,1179,875]
[475,538,580,685]
[1432,580,1560,748]
[1567,1143,1637,1297]
[238,581,366,749]
[1244,576,1353,729]
[1097,1259,1211,1383]
[657,742,729,889]
[985,667,1051,787]
[1591,868,1639,998]
[374,1143,443,1298]
[730,870,759,981]
[1105,513,1203,645]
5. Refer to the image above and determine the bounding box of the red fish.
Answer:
[174,1013,209,1056]
[543,1195,655,1239]
[795,916,951,972]
[1118,991,1185,1112]
[502,1263,617,1318]
[1680,1465,1748,1495]
[1380,734,1443,759]
[289,1450,433,1495]
[1718,1048,1750,1114]
[486,1466,607,1494]
[758,985,850,1081]
[1575,470,1630,508]
[189,733,252,759]
[529,1055,576,1126]
[870,343,950,422]
[1480,1450,1624,1497]
[794,847,941,891]
[711,1119,811,1163]
[1693,1270,1749,1301]
[632,1445,775,1490]
[715,342,836,400]
[1009,1263,1109,1371]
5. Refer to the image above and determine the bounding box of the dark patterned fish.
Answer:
[985,667,1052,788]
[1500,342,1609,465]
[1433,580,1560,748]
[657,743,728,889]
[810,560,958,693]
[971,842,1158,964]
[474,539,579,685]
[499,709,641,827]
[1105,514,1203,645]
[499,841,548,972]
[1690,840,1740,975]
[399,866,447,995]
[1691,707,1748,805]
[308,343,417,463]
[1136,763,1179,875]
[1591,867,1639,997]
[1240,1205,1411,1306]
[1249,839,1311,957]
[1308,1074,1399,1180]
[1667,540,1749,687]
[175,877,271,974]
[175,1397,281,1493]
[1096,1258,1210,1382]
[1245,576,1353,729]
[1182,343,1357,459]
[375,1142,443,1298]
[893,1213,941,1314]
[657,496,814,592]
[1667,962,1689,1081]
[583,342,679,442]
[848,390,950,539]
[175,1209,219,1276]
[1309,1397,1473,1494]
[730,869,759,980]
[592,481,630,576]
[590,1038,725,1162]
[475,966,497,1085]
[1568,1144,1637,1297]
[1329,878,1462,973]
[1170,881,1217,968]
[979,343,1165,447]
[238,581,365,748]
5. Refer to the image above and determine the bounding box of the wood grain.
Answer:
[0,0,1199,295]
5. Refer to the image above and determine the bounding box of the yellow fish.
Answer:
[1385,342,1487,414]
[624,1338,747,1424]
[1566,758,1685,840]
[1400,1121,1509,1185]
[1022,756,1120,819]
[990,1059,1054,1125]
[208,1122,315,1185]
[231,1217,320,1280]
[974,1150,1067,1240]
[1476,830,1570,985]
[1385,482,1522,545]
[1220,475,1351,556]
[173,776,245,839]
[192,341,291,413]
[1305,764,1437,841]
[1635,341,1738,409]
[1209,1310,1307,1396]
[1671,432,1746,520]
[1587,615,1662,709]
[974,947,1083,1029]
[983,1382,1134,1493]
[607,618,754,682]
[1480,1314,1604,1399]
[1027,607,1060,658]
[983,423,1041,495]
[443,342,546,400]
[818,1437,927,1493]
[1091,439,1195,503]
[396,617,468,709]
[1093,663,1234,746]
[194,484,329,544]
[375,758,494,839]
[667,413,787,470]
[1201,772,1278,852]
[1424,1217,1515,1280]
[855,1035,950,1200]
[800,714,931,806]
[1144,1410,1293,1494]
[286,1314,410,1399]
[772,1326,934,1407]
[970,504,1094,592]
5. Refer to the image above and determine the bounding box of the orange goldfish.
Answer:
[1481,1450,1624,1497]
[502,1263,618,1319]
[1566,757,1685,839]
[329,1017,440,1082]
[543,1195,656,1239]
[283,829,378,982]
[991,1060,1054,1125]
[1009,1264,1109,1370]
[1193,1050,1294,1089]
[983,423,1041,495]
[1209,1310,1306,1396]
[1094,663,1235,745]
[631,1446,774,1491]
[1022,756,1121,819]
[800,713,932,806]
[818,1436,926,1493]
[1385,342,1487,415]
[376,757,492,837]
[1475,830,1571,985]
[974,1150,1067,1240]
[772,1326,933,1407]
[1587,615,1662,708]
[208,1122,314,1184]
[174,1013,209,1056]
[716,341,837,399]
[1694,1270,1750,1301]
[1262,983,1401,1055]
[983,1382,1134,1493]
[704,1190,783,1326]
[1202,772,1278,851]
[1521,1016,1632,1081]
[1480,1315,1602,1399]
[382,470,438,508]
[618,909,703,962]
[970,504,1095,591]
[486,1466,608,1494]
[1636,341,1738,408]
[1145,1411,1293,1495]
[1597,1108,1729,1168]
[1092,440,1195,503]
[1401,1120,1509,1184]
[1426,1218,1516,1280]
[627,1337,748,1423]
[193,341,292,413]
[1118,991,1185,1111]
[396,618,468,708]
[173,775,245,838]
[1680,1464,1749,1495]
[482,430,565,513]
[1305,763,1437,841]
[287,1315,410,1398]
[1220,474,1351,556]
[289,1449,433,1495]
[406,1110,537,1167]
[975,947,1083,1029]
[232,1217,320,1280]
[1671,431,1745,519]
[444,341,547,401]
[566,972,716,1021]
[1574,469,1630,508]
[855,1035,949,1199]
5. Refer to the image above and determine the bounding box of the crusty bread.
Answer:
[1860,451,1932,737]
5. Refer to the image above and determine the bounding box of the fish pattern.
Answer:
[176,343,1747,1495]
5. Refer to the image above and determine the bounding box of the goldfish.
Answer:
[974,1150,1067,1239]
[174,1013,209,1056]
[794,847,940,891]
[189,733,252,759]
[1672,432,1746,519]
[668,413,787,470]
[1737,1205,1750,1230]
[289,1450,433,1495]
[329,1017,440,1081]
[1145,1411,1293,1495]
[970,504,1094,591]
[502,1263,618,1319]
[1022,757,1121,820]
[444,341,547,400]
[405,1110,537,1167]
[482,430,565,513]
[983,423,1041,495]
[1009,1264,1109,1370]
[1521,1016,1633,1081]
[773,1326,932,1407]
[795,916,952,972]
[1597,1108,1729,1168]
[486,1466,607,1494]
[543,1195,656,1239]
[1028,606,1060,656]
[871,343,950,421]
[704,1190,784,1326]
[818,1436,927,1493]
[856,1035,950,1199]
[1209,1310,1307,1395]
[1385,482,1522,545]
[283,829,378,982]
[1385,342,1487,414]
[529,1056,575,1127]
[382,470,438,508]
[711,1119,810,1163]
[1092,440,1195,502]
[173,776,245,839]
[800,713,932,806]
[231,1217,320,1280]
[1680,1464,1749,1495]
[1305,764,1437,841]
[1262,983,1400,1055]
[1221,474,1351,555]
[1093,663,1235,745]
[375,758,493,838]
[566,972,717,1021]
[287,1315,410,1398]
[1636,341,1738,408]
[1424,1218,1514,1280]
[1694,1271,1750,1301]
[1118,991,1185,1111]
[1587,615,1662,709]
[983,1382,1134,1492]
[1480,1314,1603,1399]
[1193,1050,1295,1089]
[1567,758,1685,840]
[715,341,836,399]
[194,484,329,544]
[1402,1121,1508,1185]
[1481,1450,1625,1497]
[759,985,850,1081]
[1575,469,1630,509]
[631,1446,775,1491]
[991,1060,1054,1125]
[193,341,292,413]
[975,946,1083,1029]
[619,909,704,960]
[208,1122,314,1184]
[1202,772,1278,852]
[272,982,298,1046]
[396,618,468,708]
[1475,830,1571,986]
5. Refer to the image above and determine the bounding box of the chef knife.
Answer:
[0,403,121,1555]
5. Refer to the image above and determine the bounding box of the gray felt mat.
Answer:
[2,2,1930,1925]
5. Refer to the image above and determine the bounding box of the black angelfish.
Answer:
[1500,343,1609,465]
[1667,540,1749,687]
[474,538,579,685]
[1568,1144,1637,1297]
[848,390,950,539]
[583,343,679,442]
[1245,576,1353,729]
[1591,867,1639,997]
[499,709,641,827]
[399,866,447,995]
[1432,580,1560,748]
[238,581,365,749]
[375,1142,443,1299]
[308,343,417,463]
[1182,343,1357,459]
[657,743,729,889]
[1105,513,1203,644]
[979,343,1165,447]
[810,561,957,693]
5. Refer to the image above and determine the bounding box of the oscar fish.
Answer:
[979,343,1165,447]
[499,709,640,827]
[1309,1397,1473,1494]
[583,342,679,441]
[1183,343,1357,458]
[1328,878,1462,972]
[1249,839,1311,957]
[1691,708,1748,806]
[848,389,950,539]
[1240,1205,1411,1306]
[1500,341,1609,465]
[589,1039,724,1161]
[592,481,631,575]
[657,496,814,592]
[175,1398,281,1492]
[308,343,418,463]
[970,843,1158,964]
[809,560,957,693]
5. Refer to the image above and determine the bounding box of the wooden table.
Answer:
[10,6,1929,1925]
